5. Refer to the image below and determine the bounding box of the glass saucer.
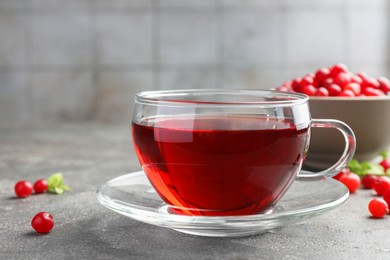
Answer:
[96,171,349,237]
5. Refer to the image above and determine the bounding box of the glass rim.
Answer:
[134,89,309,108]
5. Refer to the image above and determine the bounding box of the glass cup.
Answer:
[131,89,356,216]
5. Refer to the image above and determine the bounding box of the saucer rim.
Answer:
[96,170,349,225]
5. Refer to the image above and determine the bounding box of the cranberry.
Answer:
[362,87,385,97]
[338,172,361,193]
[368,198,389,218]
[33,179,48,194]
[380,159,390,172]
[378,77,390,94]
[277,81,293,92]
[383,190,390,209]
[314,68,331,84]
[300,76,314,88]
[338,89,355,97]
[362,78,381,89]
[292,78,302,92]
[31,212,54,234]
[343,82,361,96]
[276,86,289,92]
[14,181,33,198]
[373,176,390,196]
[330,63,349,77]
[327,84,342,96]
[315,87,329,96]
[361,175,378,189]
[333,168,349,181]
[357,72,368,82]
[319,77,334,88]
[351,75,363,85]
[302,84,317,96]
[334,72,352,87]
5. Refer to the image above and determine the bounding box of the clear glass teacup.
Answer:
[131,89,356,216]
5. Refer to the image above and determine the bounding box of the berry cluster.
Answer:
[277,63,390,97]
[14,179,48,198]
[12,173,70,234]
[13,179,54,233]
[334,151,390,218]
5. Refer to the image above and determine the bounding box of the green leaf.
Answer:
[62,185,71,192]
[348,159,360,171]
[348,159,384,177]
[48,173,63,192]
[54,187,64,194]
[365,163,384,175]
[381,150,389,160]
[47,172,70,195]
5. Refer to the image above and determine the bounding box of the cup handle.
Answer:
[297,119,356,179]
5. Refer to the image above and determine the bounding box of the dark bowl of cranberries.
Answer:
[276,63,390,170]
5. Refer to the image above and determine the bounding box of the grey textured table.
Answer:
[1,123,389,259]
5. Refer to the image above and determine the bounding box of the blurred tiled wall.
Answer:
[0,0,389,125]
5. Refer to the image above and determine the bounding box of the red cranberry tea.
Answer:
[132,115,309,216]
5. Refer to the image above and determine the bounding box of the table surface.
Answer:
[1,123,389,260]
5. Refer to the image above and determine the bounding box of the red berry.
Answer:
[362,87,385,96]
[292,78,302,92]
[361,175,378,189]
[373,176,390,196]
[343,82,361,95]
[31,212,54,234]
[14,180,33,198]
[338,172,361,193]
[319,77,334,88]
[277,81,292,91]
[378,77,390,94]
[334,72,352,87]
[357,72,368,82]
[383,190,390,209]
[314,68,331,84]
[333,168,349,181]
[276,86,290,92]
[300,76,314,88]
[362,78,381,89]
[351,75,363,85]
[368,198,389,218]
[327,84,342,96]
[33,179,48,194]
[330,63,349,77]
[281,80,292,87]
[315,87,329,96]
[302,84,317,96]
[380,158,390,171]
[338,89,355,97]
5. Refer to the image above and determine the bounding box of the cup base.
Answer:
[158,204,275,217]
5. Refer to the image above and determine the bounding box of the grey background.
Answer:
[1,0,390,126]
[1,2,390,258]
